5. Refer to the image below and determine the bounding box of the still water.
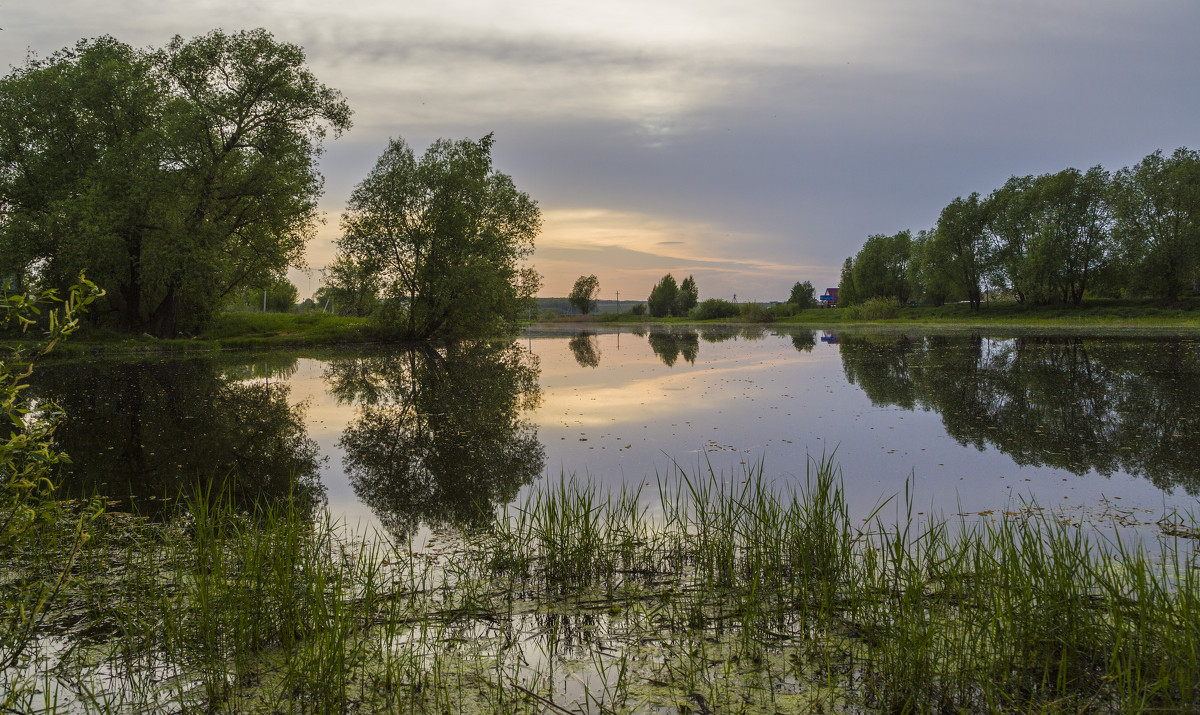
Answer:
[33,326,1200,539]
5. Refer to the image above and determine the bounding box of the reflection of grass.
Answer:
[6,460,1198,712]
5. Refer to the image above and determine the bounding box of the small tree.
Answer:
[568,275,600,315]
[788,281,817,308]
[676,275,699,315]
[337,134,540,339]
[2,275,104,678]
[647,274,678,318]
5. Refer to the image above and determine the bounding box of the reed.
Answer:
[2,458,1197,713]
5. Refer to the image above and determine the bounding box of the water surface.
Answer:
[34,326,1200,539]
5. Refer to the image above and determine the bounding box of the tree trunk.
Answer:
[147,285,180,338]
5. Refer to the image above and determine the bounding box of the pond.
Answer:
[33,325,1200,540]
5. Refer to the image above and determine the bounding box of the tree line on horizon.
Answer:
[559,273,820,321]
[838,148,1200,310]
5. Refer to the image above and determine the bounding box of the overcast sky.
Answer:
[5,1,1199,300]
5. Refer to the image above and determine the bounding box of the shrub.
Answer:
[739,302,772,322]
[769,303,798,319]
[844,296,902,320]
[628,304,647,316]
[692,299,739,320]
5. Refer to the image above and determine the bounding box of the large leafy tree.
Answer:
[0,30,352,337]
[907,229,956,306]
[1111,148,1200,302]
[934,193,990,310]
[336,135,541,340]
[851,230,913,303]
[986,168,1114,305]
[568,274,600,315]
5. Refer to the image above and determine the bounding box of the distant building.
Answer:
[819,287,839,308]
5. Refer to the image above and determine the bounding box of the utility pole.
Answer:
[263,289,267,312]
[615,290,619,313]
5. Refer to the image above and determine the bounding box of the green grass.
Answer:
[3,459,1198,713]
[778,296,1200,327]
[1,311,374,357]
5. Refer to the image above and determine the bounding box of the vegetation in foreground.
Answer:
[3,458,1197,713]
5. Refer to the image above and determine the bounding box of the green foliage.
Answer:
[837,256,859,307]
[1112,147,1200,302]
[847,147,1197,310]
[0,30,352,337]
[787,280,817,308]
[647,274,679,318]
[934,193,990,310]
[644,274,698,318]
[843,296,902,320]
[628,303,647,316]
[692,298,739,320]
[336,135,541,340]
[227,276,299,313]
[677,275,699,315]
[568,274,600,315]
[1,275,103,681]
[849,231,912,304]
[738,302,772,322]
[312,254,381,317]
[985,168,1114,305]
[907,228,957,306]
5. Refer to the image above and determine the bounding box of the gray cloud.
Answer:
[4,0,1199,297]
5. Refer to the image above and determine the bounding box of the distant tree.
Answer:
[264,277,299,312]
[0,30,352,337]
[1111,148,1200,301]
[647,274,679,318]
[787,281,818,309]
[676,275,699,315]
[336,134,541,339]
[568,274,601,315]
[314,254,381,317]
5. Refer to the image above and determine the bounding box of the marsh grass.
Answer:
[3,459,1197,713]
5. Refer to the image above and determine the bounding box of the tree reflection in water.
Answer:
[839,333,1200,494]
[568,331,600,367]
[327,341,544,539]
[29,355,324,515]
[647,327,699,366]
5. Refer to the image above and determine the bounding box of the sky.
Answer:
[4,1,1199,301]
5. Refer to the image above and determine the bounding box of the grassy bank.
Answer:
[779,296,1200,327]
[1,312,374,357]
[6,298,1200,359]
[4,459,1197,713]
[536,297,1200,329]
